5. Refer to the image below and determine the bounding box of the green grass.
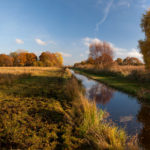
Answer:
[73,68,150,101]
[0,67,139,149]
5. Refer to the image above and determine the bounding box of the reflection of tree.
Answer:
[88,83,114,105]
[137,104,150,150]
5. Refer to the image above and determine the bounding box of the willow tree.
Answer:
[139,10,150,70]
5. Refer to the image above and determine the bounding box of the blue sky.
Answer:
[0,0,150,64]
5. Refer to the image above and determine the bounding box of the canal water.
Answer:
[71,70,150,150]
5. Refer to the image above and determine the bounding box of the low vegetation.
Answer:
[0,67,138,149]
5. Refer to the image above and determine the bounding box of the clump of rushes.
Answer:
[75,95,139,150]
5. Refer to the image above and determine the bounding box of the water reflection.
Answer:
[120,115,134,123]
[88,83,114,105]
[137,104,150,150]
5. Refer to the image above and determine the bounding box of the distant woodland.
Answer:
[0,51,63,67]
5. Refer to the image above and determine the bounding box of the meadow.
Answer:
[0,67,138,149]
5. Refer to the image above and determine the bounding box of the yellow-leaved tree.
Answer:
[55,52,63,66]
[139,10,150,70]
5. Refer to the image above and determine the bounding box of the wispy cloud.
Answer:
[95,0,114,32]
[16,38,24,44]
[59,52,72,57]
[35,38,56,46]
[35,38,47,46]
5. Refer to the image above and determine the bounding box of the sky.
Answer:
[0,0,150,65]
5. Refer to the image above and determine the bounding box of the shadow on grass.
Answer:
[28,108,65,124]
[0,74,69,99]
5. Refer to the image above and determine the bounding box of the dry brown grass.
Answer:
[75,64,145,76]
[110,65,145,75]
[0,67,61,75]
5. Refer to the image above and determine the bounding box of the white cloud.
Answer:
[35,38,56,46]
[108,42,143,61]
[95,0,114,32]
[83,37,102,47]
[59,52,72,57]
[82,37,143,61]
[35,38,47,46]
[16,38,24,44]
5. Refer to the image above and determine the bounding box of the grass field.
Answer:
[0,67,138,149]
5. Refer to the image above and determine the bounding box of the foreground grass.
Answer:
[73,68,150,101]
[0,67,138,149]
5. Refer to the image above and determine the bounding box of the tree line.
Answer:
[74,41,143,68]
[115,57,143,66]
[0,50,63,67]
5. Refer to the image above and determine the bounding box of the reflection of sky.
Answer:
[72,70,143,135]
[120,115,134,123]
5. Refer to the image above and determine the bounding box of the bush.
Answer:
[127,70,150,82]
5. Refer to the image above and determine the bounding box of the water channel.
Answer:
[71,70,150,150]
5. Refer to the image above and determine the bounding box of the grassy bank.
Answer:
[0,67,138,149]
[73,68,150,101]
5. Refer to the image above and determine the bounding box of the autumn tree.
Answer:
[0,54,14,66]
[16,53,28,66]
[26,53,37,66]
[10,50,29,66]
[89,41,113,68]
[40,52,53,66]
[8,50,63,67]
[10,52,18,66]
[10,51,37,66]
[87,57,95,64]
[55,52,63,66]
[39,51,63,67]
[123,57,142,65]
[139,10,150,70]
[115,58,123,65]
